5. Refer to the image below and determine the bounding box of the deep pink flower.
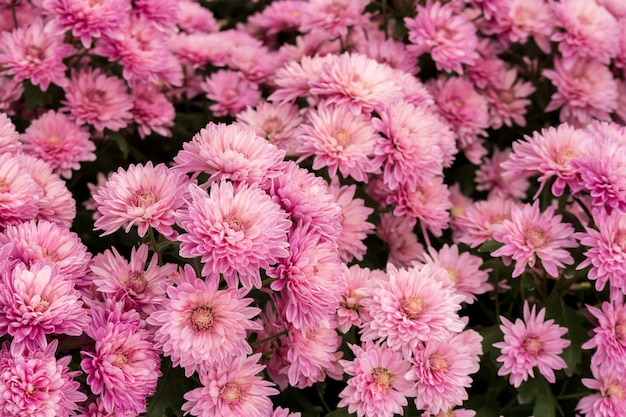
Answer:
[147,265,262,377]
[494,301,570,387]
[338,342,414,417]
[246,0,306,37]
[491,201,577,278]
[182,353,278,417]
[577,366,626,417]
[177,1,220,33]
[21,110,95,179]
[94,161,190,239]
[336,265,385,333]
[0,340,86,417]
[583,300,626,375]
[133,0,179,31]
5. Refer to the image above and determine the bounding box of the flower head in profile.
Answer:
[93,161,189,239]
[0,112,20,155]
[494,301,570,387]
[583,300,626,375]
[0,152,42,229]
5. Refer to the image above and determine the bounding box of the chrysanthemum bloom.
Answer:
[271,406,302,417]
[61,68,133,132]
[496,0,555,52]
[0,220,91,289]
[577,366,626,417]
[182,353,278,417]
[177,1,220,33]
[372,100,453,191]
[491,201,577,278]
[94,161,189,239]
[571,133,626,213]
[148,265,262,377]
[81,301,160,416]
[336,265,386,333]
[173,122,285,186]
[299,0,369,38]
[408,330,483,414]
[133,0,179,32]
[494,301,570,387]
[576,210,626,294]
[0,112,19,155]
[0,76,24,116]
[0,18,75,91]
[376,213,424,268]
[178,182,290,289]
[130,83,175,138]
[0,340,86,417]
[501,123,592,198]
[453,195,518,248]
[42,0,130,48]
[405,1,479,74]
[246,0,306,37]
[226,44,279,84]
[269,54,330,103]
[0,152,41,229]
[0,262,88,353]
[202,70,262,117]
[338,342,413,417]
[170,32,230,67]
[475,148,528,200]
[543,57,618,126]
[355,32,418,74]
[360,263,465,357]
[309,53,402,116]
[551,0,619,64]
[422,244,492,304]
[236,101,303,156]
[328,179,374,262]
[583,300,626,375]
[483,68,535,129]
[91,244,177,316]
[21,154,76,228]
[21,110,95,179]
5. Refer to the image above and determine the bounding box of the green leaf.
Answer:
[517,379,539,405]
[108,131,130,159]
[533,376,558,417]
[478,239,504,253]
[24,81,47,110]
[325,408,351,417]
[145,358,190,417]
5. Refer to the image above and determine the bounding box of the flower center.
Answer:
[614,321,626,341]
[371,367,391,390]
[336,131,350,144]
[401,297,425,319]
[190,306,214,331]
[607,382,624,400]
[0,179,8,193]
[446,268,458,284]
[526,230,545,248]
[430,354,448,373]
[41,247,59,262]
[523,335,543,356]
[113,352,128,367]
[135,190,156,208]
[127,272,147,294]
[87,89,106,103]
[220,382,243,405]
[225,215,244,232]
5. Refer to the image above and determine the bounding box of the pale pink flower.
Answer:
[453,195,519,248]
[272,406,301,417]
[583,300,626,375]
[492,201,577,278]
[61,68,134,132]
[0,340,86,417]
[356,33,418,74]
[0,112,20,155]
[94,161,189,239]
[91,244,177,316]
[336,265,385,333]
[21,110,95,179]
[268,54,330,103]
[0,262,89,353]
[299,0,369,38]
[551,0,619,64]
[543,57,618,126]
[502,0,555,51]
[226,45,279,84]
[475,148,528,199]
[376,213,424,268]
[577,366,626,417]
[483,67,535,129]
[131,83,175,138]
[182,353,278,417]
[171,32,230,67]
[494,301,570,387]
[148,265,262,377]
[0,152,41,229]
[177,1,220,33]
[43,0,131,48]
[405,1,479,74]
[408,330,483,414]
[202,70,261,117]
[0,18,75,91]
[338,342,414,417]
[177,182,290,290]
[297,102,381,182]
[360,263,465,357]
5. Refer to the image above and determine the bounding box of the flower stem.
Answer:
[250,329,287,347]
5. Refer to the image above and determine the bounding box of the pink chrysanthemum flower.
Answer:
[269,224,344,330]
[133,0,178,32]
[491,201,577,278]
[576,210,626,294]
[338,342,414,417]
[202,70,262,117]
[21,110,95,179]
[422,244,492,304]
[408,330,483,414]
[297,102,382,182]
[246,0,306,37]
[483,67,535,129]
[178,182,290,290]
[475,148,528,199]
[182,353,278,417]
[501,123,592,198]
[0,262,89,353]
[0,112,19,155]
[131,83,175,138]
[91,244,177,316]
[61,68,133,132]
[299,0,369,38]
[148,265,262,377]
[269,54,330,103]
[494,301,570,387]
[81,301,160,416]
[583,300,626,375]
[328,178,374,262]
[336,265,385,333]
[0,18,75,91]
[94,161,189,239]
[355,32,418,74]
[453,195,518,248]
[577,366,626,417]
[0,76,24,116]
[543,57,618,126]
[0,340,86,417]
[551,0,619,64]
[177,1,220,33]
[0,220,92,290]
[42,0,130,48]
[272,406,302,417]
[173,122,285,186]
[359,263,465,357]
[0,152,41,229]
[405,1,479,74]
[376,213,424,268]
[170,32,230,68]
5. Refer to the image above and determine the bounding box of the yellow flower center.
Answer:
[191,306,215,331]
